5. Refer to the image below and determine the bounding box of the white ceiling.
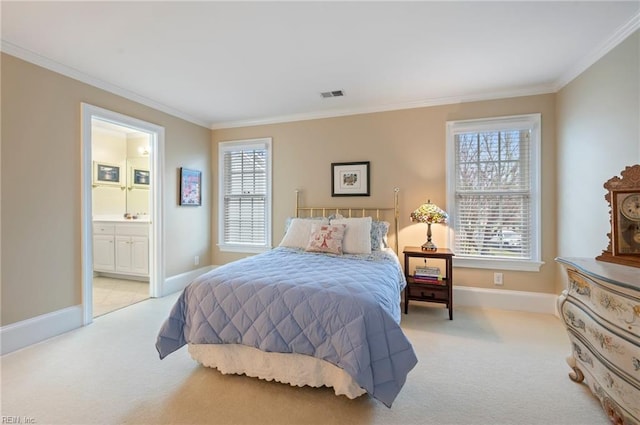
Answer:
[2,1,639,129]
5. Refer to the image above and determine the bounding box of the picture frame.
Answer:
[180,167,202,206]
[93,161,122,186]
[331,161,370,197]
[131,167,150,189]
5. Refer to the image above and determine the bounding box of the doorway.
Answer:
[81,104,165,324]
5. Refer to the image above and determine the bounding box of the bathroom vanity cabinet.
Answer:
[93,220,149,278]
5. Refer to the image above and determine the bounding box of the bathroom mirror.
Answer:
[91,119,150,218]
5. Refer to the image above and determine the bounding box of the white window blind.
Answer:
[447,114,542,271]
[218,138,272,252]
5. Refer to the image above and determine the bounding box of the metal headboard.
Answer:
[294,188,400,254]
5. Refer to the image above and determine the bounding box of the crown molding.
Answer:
[553,11,640,91]
[0,38,557,131]
[210,84,557,130]
[0,40,210,129]
[212,10,640,131]
[4,8,638,134]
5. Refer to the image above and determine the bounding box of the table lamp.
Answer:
[410,200,448,251]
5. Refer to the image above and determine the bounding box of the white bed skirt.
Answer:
[188,344,366,399]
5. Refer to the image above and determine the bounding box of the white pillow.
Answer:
[329,216,372,254]
[279,217,330,249]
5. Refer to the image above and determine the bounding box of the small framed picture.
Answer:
[180,167,202,206]
[131,167,150,189]
[331,161,370,197]
[93,161,122,186]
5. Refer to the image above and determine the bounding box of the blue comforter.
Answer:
[156,247,417,407]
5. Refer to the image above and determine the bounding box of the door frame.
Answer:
[81,103,165,325]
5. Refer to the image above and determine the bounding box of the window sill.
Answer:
[453,257,544,272]
[218,244,271,254]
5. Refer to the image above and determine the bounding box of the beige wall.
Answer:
[556,30,640,292]
[3,29,637,327]
[212,93,557,294]
[1,53,212,326]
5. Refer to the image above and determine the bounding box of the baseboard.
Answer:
[162,265,216,297]
[1,266,216,356]
[94,271,149,282]
[0,305,83,355]
[453,286,558,316]
[1,275,553,356]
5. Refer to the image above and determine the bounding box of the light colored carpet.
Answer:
[1,292,608,425]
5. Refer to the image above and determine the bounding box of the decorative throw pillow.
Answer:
[329,216,372,254]
[279,217,330,249]
[371,220,390,250]
[305,223,346,255]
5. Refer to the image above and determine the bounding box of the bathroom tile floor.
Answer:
[93,276,149,318]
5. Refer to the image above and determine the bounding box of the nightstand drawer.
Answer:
[407,284,448,302]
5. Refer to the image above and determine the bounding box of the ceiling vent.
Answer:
[320,90,345,98]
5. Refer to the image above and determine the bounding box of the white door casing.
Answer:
[81,103,165,325]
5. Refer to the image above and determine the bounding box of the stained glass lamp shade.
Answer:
[410,200,448,251]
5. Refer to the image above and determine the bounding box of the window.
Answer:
[446,114,542,271]
[218,138,272,253]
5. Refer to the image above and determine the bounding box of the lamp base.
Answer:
[421,241,437,251]
[421,222,437,250]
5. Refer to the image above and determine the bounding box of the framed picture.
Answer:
[131,167,150,189]
[331,161,370,197]
[93,161,122,186]
[180,167,202,206]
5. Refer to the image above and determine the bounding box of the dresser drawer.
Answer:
[561,300,640,380]
[567,269,640,338]
[557,258,640,425]
[567,332,640,423]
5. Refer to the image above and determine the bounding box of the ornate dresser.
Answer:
[556,257,640,425]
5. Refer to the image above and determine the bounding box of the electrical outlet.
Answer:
[494,272,503,285]
[194,256,200,266]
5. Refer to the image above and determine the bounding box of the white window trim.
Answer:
[446,114,544,272]
[218,137,272,253]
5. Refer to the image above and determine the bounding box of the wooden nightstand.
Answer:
[403,247,454,319]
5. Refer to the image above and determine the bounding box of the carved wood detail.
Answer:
[596,164,640,268]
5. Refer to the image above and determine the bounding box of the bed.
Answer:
[156,189,418,407]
